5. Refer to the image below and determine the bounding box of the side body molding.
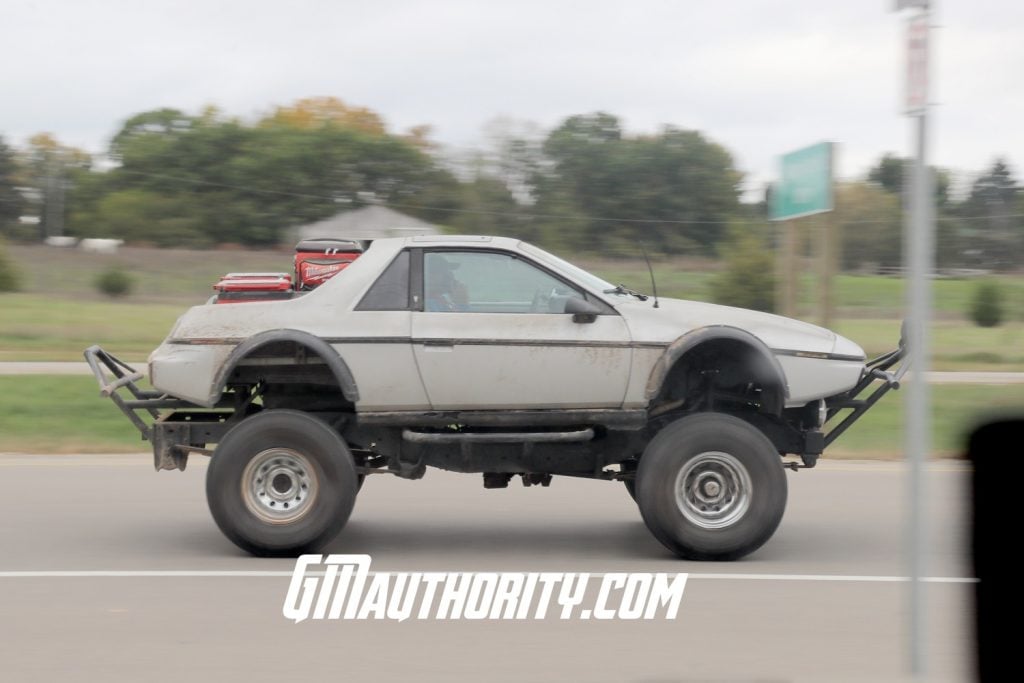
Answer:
[209,329,360,405]
[644,325,790,402]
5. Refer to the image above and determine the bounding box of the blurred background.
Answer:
[2,2,1017,680]
[2,2,1022,457]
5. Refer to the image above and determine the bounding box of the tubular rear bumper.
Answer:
[84,346,235,471]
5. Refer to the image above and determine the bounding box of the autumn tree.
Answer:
[71,103,463,246]
[259,97,387,136]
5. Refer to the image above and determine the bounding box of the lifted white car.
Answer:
[86,235,907,560]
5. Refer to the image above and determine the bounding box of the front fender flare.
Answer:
[644,325,789,403]
[209,329,359,405]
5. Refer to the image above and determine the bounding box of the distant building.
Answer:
[290,206,441,244]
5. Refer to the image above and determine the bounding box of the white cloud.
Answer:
[1,0,1020,187]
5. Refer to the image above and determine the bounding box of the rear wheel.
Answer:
[635,412,787,560]
[206,410,358,556]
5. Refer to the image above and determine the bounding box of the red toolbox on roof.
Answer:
[210,239,365,304]
[294,238,364,290]
[213,272,294,304]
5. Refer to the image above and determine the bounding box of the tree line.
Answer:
[1,97,1022,271]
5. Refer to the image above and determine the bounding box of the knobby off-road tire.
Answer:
[206,409,359,556]
[635,412,787,561]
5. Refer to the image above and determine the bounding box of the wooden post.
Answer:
[782,220,798,317]
[818,212,835,328]
[776,221,785,315]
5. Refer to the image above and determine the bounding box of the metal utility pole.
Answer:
[896,0,934,677]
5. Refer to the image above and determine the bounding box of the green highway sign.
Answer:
[771,142,834,221]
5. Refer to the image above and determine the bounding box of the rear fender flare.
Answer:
[209,329,359,405]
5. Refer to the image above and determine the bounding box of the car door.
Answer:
[330,249,431,411]
[410,249,632,410]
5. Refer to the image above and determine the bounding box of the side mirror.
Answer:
[565,297,601,324]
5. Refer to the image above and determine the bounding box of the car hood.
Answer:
[614,297,843,355]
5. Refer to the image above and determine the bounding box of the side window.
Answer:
[423,251,584,313]
[356,251,410,311]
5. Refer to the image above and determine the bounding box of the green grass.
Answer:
[7,290,1017,370]
[3,245,1018,457]
[1,376,1019,456]
[8,243,1024,316]
[2,244,1024,366]
[592,260,1024,321]
[0,376,155,452]
[580,258,717,303]
[0,294,182,361]
[824,384,1024,458]
[7,244,287,302]
[822,273,1024,320]
[833,319,1024,371]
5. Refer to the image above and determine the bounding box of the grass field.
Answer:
[3,245,1020,459]
[1,243,1023,366]
[3,292,1022,367]
[1,375,1019,456]
[0,376,156,453]
[7,243,1024,314]
[6,244,287,303]
[579,257,1024,320]
[832,319,1024,370]
[0,294,183,360]
[824,384,1024,458]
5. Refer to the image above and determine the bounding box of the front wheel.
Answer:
[206,409,359,556]
[635,413,787,561]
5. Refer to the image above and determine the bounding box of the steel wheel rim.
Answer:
[674,451,752,529]
[241,448,318,525]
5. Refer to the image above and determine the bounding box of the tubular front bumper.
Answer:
[821,332,911,451]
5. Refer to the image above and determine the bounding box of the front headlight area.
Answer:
[787,398,828,431]
[832,333,866,360]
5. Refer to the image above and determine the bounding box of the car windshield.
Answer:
[518,241,622,296]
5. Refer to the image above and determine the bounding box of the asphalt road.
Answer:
[0,454,974,682]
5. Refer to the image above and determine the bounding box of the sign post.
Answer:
[896,0,933,677]
[770,142,834,322]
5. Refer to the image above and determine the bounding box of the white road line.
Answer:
[0,570,977,583]
[689,573,976,583]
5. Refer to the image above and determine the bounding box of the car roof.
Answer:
[314,235,522,252]
[403,234,521,249]
[342,234,525,253]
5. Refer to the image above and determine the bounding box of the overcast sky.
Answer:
[2,0,1021,197]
